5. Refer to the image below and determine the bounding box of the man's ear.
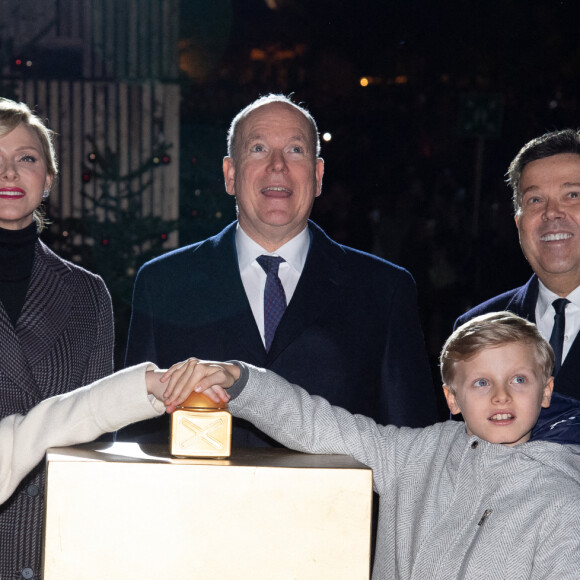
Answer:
[541,377,554,409]
[223,156,235,196]
[443,384,461,416]
[315,158,324,198]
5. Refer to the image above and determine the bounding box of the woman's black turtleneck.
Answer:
[0,222,38,327]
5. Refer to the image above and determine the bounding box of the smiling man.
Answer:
[456,129,580,402]
[122,94,437,445]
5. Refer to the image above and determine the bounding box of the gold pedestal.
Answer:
[43,443,372,579]
[170,408,232,457]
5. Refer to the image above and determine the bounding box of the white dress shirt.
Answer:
[536,280,580,363]
[236,225,310,347]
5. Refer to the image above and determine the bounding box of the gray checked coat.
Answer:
[0,241,114,580]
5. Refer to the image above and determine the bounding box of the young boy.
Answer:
[0,359,199,505]
[163,311,580,579]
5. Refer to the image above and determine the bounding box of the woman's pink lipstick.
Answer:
[0,187,25,199]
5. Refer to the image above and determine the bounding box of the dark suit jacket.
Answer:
[123,221,437,445]
[0,241,114,579]
[455,274,580,400]
[454,275,580,445]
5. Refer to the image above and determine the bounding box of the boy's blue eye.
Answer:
[513,376,526,384]
[474,379,489,387]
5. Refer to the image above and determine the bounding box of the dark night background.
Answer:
[177,0,579,377]
[4,0,577,391]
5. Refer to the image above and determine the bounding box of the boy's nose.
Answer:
[492,386,511,403]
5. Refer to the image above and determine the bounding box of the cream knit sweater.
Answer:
[0,363,164,505]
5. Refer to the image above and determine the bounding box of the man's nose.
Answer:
[543,197,565,220]
[267,149,288,173]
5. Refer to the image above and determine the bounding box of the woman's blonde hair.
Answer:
[0,98,58,231]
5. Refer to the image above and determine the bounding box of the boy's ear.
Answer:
[443,384,461,416]
[541,377,554,409]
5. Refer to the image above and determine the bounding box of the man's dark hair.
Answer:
[507,129,580,214]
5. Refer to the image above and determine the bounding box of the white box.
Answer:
[43,443,372,579]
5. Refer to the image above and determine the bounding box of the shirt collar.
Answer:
[235,224,310,274]
[537,279,580,321]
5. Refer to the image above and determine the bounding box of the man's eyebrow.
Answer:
[522,182,580,195]
[245,132,308,142]
[521,185,539,196]
[244,132,263,142]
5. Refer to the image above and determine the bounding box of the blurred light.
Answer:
[194,189,201,196]
[26,60,32,67]
[82,172,91,183]
[102,238,109,246]
[88,152,97,162]
[360,77,369,87]
[250,48,267,61]
[160,233,168,240]
[14,58,22,66]
[62,230,69,238]
[394,75,408,85]
[191,156,198,165]
[549,100,558,109]
[322,132,332,142]
[215,211,222,219]
[152,156,160,164]
[162,155,171,164]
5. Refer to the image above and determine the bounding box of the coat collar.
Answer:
[208,221,347,364]
[504,275,539,322]
[0,242,73,395]
[267,221,347,361]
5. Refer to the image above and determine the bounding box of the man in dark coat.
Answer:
[456,129,580,438]
[121,94,437,445]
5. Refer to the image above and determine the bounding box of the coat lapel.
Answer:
[0,302,37,397]
[209,224,266,363]
[267,222,344,361]
[16,242,73,367]
[504,275,539,323]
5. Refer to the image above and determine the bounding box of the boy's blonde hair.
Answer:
[440,312,554,388]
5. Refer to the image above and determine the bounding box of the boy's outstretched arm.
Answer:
[182,359,427,497]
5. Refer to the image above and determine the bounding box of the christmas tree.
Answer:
[48,139,177,367]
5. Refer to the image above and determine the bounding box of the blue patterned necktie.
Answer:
[549,298,569,376]
[256,255,286,352]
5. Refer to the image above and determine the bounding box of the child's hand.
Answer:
[160,358,240,413]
